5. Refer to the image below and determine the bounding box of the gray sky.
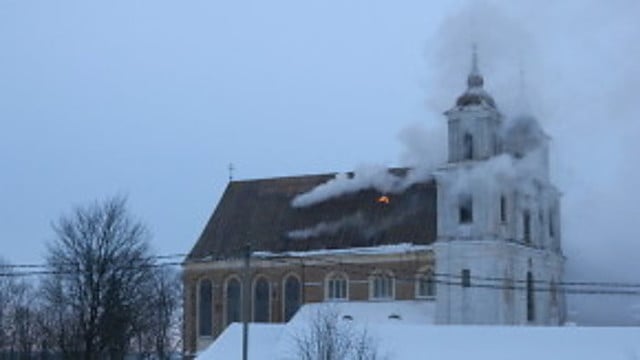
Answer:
[1,0,639,324]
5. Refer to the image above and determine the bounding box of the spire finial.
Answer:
[517,57,531,114]
[228,163,235,182]
[467,43,483,88]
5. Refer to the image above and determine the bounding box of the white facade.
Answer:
[433,53,566,325]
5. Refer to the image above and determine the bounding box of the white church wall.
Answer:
[434,240,564,325]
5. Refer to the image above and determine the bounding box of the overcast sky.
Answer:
[1,0,639,324]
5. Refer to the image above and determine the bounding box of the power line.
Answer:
[0,253,188,270]
[257,255,640,296]
[0,261,184,278]
[3,252,640,296]
[258,252,640,290]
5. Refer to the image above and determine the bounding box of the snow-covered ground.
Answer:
[197,302,640,359]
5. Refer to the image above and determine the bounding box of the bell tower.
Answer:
[445,46,502,163]
[433,46,566,326]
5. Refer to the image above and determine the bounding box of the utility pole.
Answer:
[242,241,250,360]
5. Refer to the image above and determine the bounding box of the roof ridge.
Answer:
[231,166,412,184]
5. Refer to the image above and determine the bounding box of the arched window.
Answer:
[283,275,301,322]
[463,133,474,160]
[198,278,213,337]
[225,277,241,326]
[370,271,394,300]
[325,273,348,301]
[253,277,270,322]
[416,270,436,298]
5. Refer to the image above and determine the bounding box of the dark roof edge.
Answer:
[230,166,413,185]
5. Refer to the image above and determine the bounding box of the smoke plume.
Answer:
[429,0,640,326]
[292,121,446,208]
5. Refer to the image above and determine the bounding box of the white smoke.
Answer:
[291,165,403,208]
[287,212,365,239]
[288,202,422,240]
[502,114,548,157]
[397,121,448,169]
[292,121,446,208]
[447,149,546,199]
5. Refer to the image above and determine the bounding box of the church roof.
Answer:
[187,170,437,261]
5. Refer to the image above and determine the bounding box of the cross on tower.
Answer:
[228,163,235,182]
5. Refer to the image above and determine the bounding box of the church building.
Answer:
[182,50,566,355]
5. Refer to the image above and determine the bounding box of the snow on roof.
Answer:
[253,243,432,259]
[197,302,640,360]
[287,301,435,325]
[196,323,283,360]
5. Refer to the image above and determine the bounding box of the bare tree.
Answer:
[8,280,39,359]
[293,307,385,360]
[0,262,43,360]
[149,268,182,359]
[0,258,13,357]
[41,196,155,359]
[131,267,182,359]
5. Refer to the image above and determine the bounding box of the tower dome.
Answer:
[455,46,496,109]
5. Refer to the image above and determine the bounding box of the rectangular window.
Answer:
[527,272,535,322]
[327,277,348,300]
[461,269,471,288]
[523,210,531,243]
[372,274,394,300]
[417,273,436,298]
[500,195,507,223]
[463,133,474,160]
[548,210,555,238]
[459,195,473,224]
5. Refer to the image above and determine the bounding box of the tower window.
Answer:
[527,272,536,322]
[500,195,507,223]
[463,133,474,160]
[548,210,555,238]
[461,269,471,288]
[459,194,473,224]
[523,210,531,243]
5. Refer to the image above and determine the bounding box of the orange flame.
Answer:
[377,195,390,204]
